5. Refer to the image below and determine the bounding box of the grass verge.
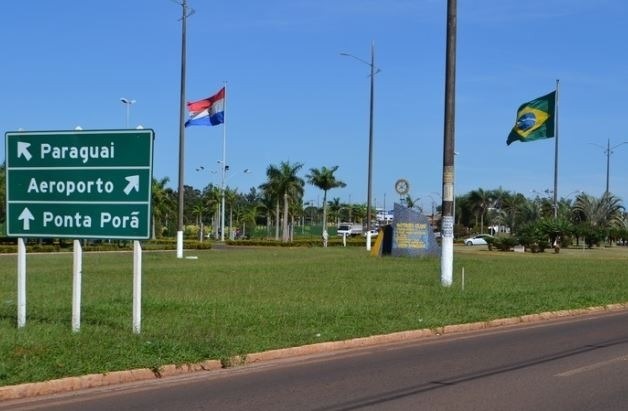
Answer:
[1,245,627,386]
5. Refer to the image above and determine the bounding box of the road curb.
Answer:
[1,302,627,401]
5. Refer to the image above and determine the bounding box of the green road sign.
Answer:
[5,129,154,239]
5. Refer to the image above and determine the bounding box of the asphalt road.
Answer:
[3,310,628,411]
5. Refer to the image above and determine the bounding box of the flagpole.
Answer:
[176,0,190,259]
[553,79,559,219]
[220,82,227,242]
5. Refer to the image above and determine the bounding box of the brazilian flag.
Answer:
[507,91,556,145]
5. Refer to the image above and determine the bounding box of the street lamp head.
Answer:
[120,98,136,105]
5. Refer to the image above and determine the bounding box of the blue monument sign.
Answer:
[391,203,440,257]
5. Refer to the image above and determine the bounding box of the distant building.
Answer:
[376,208,394,225]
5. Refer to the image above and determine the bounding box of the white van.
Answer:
[337,223,363,237]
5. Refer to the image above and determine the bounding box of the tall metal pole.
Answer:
[440,0,457,287]
[220,162,226,241]
[553,79,560,219]
[605,138,610,194]
[220,82,228,241]
[176,0,188,258]
[603,139,628,194]
[366,41,375,233]
[340,46,378,234]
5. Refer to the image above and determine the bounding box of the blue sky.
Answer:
[2,0,628,212]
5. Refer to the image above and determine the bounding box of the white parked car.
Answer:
[463,234,493,246]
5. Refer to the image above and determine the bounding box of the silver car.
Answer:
[463,234,493,246]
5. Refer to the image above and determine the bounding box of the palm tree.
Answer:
[572,193,625,246]
[151,177,175,239]
[191,202,207,240]
[327,197,342,225]
[351,203,367,225]
[454,194,470,226]
[306,166,346,242]
[203,185,222,239]
[259,172,281,240]
[239,203,258,238]
[468,188,492,233]
[260,161,305,242]
[404,195,422,212]
[224,187,239,239]
[501,192,527,234]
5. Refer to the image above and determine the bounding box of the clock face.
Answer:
[395,179,409,195]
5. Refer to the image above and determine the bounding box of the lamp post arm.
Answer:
[339,53,382,74]
[610,141,628,151]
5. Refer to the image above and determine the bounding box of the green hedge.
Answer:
[226,237,371,248]
[0,239,213,253]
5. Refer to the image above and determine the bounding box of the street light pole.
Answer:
[366,42,375,233]
[591,139,628,194]
[120,98,136,128]
[340,42,379,233]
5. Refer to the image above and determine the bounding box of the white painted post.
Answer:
[72,240,82,332]
[342,233,347,247]
[366,231,372,251]
[176,231,184,258]
[133,240,142,334]
[17,238,26,328]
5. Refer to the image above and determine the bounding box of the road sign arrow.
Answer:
[17,142,32,161]
[18,207,35,230]
[124,175,140,195]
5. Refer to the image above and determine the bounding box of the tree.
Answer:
[259,171,281,240]
[306,166,346,244]
[239,203,258,238]
[351,203,367,224]
[572,192,625,245]
[501,192,527,234]
[327,197,342,225]
[151,177,175,239]
[403,195,422,212]
[260,161,305,242]
[191,202,207,240]
[468,188,492,233]
[182,185,202,226]
[224,187,238,239]
[202,185,222,239]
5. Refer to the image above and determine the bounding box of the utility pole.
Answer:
[440,0,457,287]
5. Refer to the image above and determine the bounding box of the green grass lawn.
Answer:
[1,245,627,386]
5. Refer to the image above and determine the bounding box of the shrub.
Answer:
[517,223,548,253]
[492,236,518,252]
